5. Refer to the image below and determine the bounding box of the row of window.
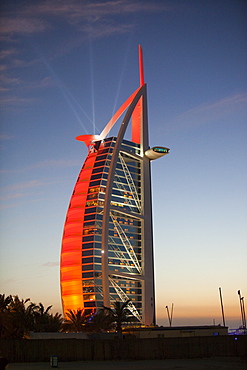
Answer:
[83,279,142,293]
[115,168,141,181]
[84,214,98,221]
[82,256,101,264]
[91,172,108,181]
[108,250,142,258]
[82,271,101,278]
[83,217,141,228]
[111,195,139,208]
[110,278,142,288]
[111,189,141,201]
[89,179,107,188]
[82,285,142,295]
[117,256,145,265]
[82,247,142,260]
[81,264,140,276]
[92,166,109,174]
[82,237,141,249]
[108,266,140,274]
[121,143,140,156]
[82,277,141,289]
[81,261,141,272]
[115,162,140,174]
[88,186,105,194]
[82,250,102,258]
[82,233,141,244]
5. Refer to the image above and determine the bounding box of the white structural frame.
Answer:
[101,84,156,325]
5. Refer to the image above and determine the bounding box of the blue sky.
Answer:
[0,0,246,328]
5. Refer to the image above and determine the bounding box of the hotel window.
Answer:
[84,214,96,221]
[82,250,93,256]
[82,264,93,271]
[82,272,94,278]
[83,236,94,242]
[96,154,108,161]
[82,257,93,264]
[85,207,96,214]
[84,302,95,307]
[83,294,95,301]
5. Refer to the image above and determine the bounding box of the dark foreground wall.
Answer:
[1,336,247,363]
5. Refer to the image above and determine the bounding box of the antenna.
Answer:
[138,45,145,86]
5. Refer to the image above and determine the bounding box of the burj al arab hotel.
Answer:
[60,46,169,326]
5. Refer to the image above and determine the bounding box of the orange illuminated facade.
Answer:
[60,46,169,325]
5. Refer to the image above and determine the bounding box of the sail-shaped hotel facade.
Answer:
[60,46,169,325]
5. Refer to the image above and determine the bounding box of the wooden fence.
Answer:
[1,335,247,363]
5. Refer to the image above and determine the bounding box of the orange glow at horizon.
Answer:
[156,302,242,326]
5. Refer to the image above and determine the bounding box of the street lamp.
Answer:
[238,290,246,329]
[165,304,174,327]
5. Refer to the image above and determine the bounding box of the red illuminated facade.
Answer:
[60,46,169,325]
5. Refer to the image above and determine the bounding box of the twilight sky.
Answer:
[0,0,246,329]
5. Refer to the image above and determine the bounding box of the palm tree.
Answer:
[0,294,12,312]
[86,309,114,333]
[6,296,34,338]
[32,303,53,332]
[0,294,12,338]
[47,312,64,332]
[62,309,91,332]
[0,294,64,337]
[102,299,134,333]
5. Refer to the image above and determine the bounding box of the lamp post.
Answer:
[165,304,174,327]
[219,287,226,327]
[171,303,174,326]
[238,290,246,329]
[165,306,171,327]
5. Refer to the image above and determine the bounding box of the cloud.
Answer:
[2,180,44,193]
[0,48,18,59]
[30,159,81,169]
[0,74,22,86]
[0,179,56,205]
[0,159,81,177]
[0,159,80,205]
[22,0,169,23]
[0,65,8,72]
[0,70,53,110]
[172,92,247,129]
[0,96,38,108]
[8,58,40,70]
[0,134,13,141]
[18,76,54,91]
[1,0,172,38]
[0,193,26,202]
[0,16,49,35]
[0,1,176,108]
[11,59,32,68]
[42,262,59,267]
[82,21,134,40]
[0,73,53,88]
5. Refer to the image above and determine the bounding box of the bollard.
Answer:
[50,355,58,368]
